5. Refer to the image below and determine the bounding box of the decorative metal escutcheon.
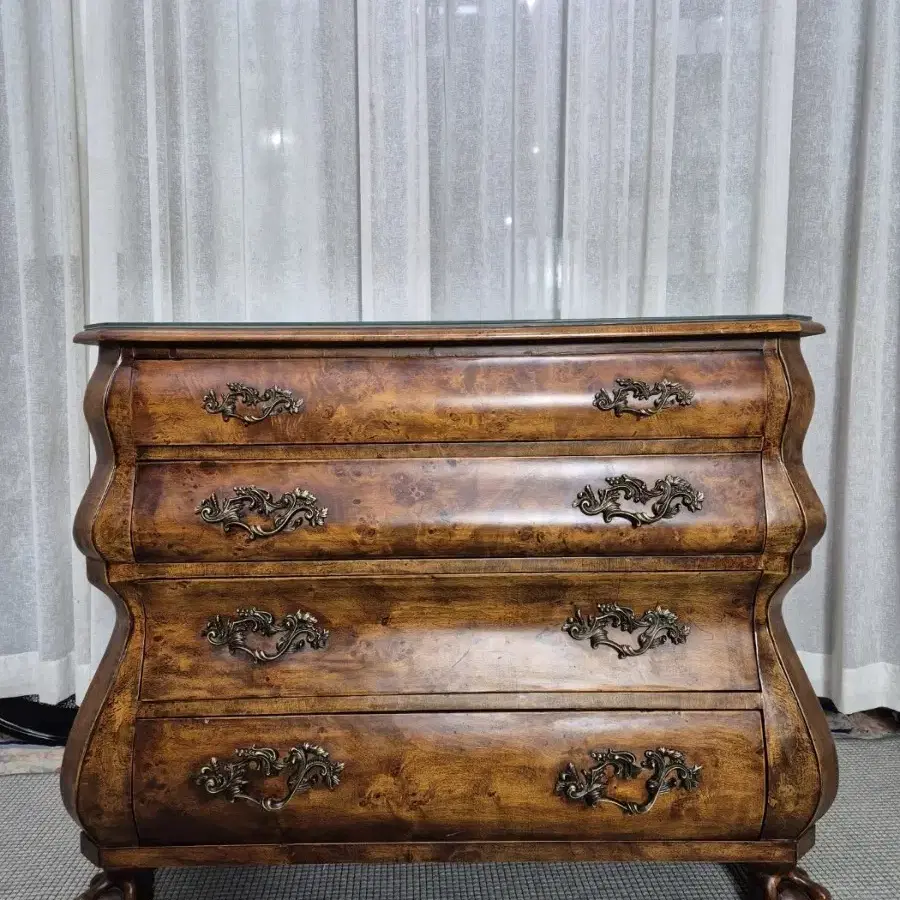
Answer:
[202,382,304,425]
[202,608,329,663]
[555,747,701,814]
[573,474,703,527]
[563,603,690,658]
[593,378,694,418]
[194,744,344,811]
[196,485,327,539]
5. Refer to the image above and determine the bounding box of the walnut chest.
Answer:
[64,318,837,900]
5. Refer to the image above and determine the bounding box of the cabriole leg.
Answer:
[754,865,831,900]
[74,869,154,900]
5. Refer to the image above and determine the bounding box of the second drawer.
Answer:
[131,455,765,562]
[137,572,760,699]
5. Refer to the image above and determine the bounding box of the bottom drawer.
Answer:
[133,711,765,844]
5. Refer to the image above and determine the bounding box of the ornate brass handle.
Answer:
[563,603,690,657]
[555,747,701,814]
[202,382,304,425]
[573,474,703,527]
[593,378,694,418]
[194,744,343,811]
[202,608,329,663]
[196,486,327,539]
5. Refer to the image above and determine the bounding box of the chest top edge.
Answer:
[74,317,824,346]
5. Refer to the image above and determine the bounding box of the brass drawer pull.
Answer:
[593,378,694,418]
[194,744,343,811]
[196,486,327,539]
[202,608,329,663]
[202,382,304,424]
[563,603,690,657]
[574,474,703,527]
[556,747,701,814]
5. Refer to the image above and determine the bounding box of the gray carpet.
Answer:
[1,738,896,900]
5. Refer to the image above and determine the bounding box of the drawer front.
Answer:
[133,711,765,844]
[131,455,764,562]
[138,572,760,700]
[130,352,766,445]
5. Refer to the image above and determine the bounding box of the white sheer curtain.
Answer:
[0,1,89,701]
[1,0,897,712]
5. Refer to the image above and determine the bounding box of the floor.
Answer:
[0,736,896,900]
[0,743,63,775]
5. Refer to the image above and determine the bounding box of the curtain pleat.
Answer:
[785,0,900,713]
[0,0,87,702]
[357,0,430,319]
[1,0,897,712]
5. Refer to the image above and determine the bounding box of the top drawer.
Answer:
[130,351,766,445]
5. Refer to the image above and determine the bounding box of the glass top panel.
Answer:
[82,314,812,329]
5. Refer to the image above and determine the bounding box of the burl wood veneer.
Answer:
[64,318,836,900]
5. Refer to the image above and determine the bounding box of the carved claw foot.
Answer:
[756,866,831,900]
[74,869,154,900]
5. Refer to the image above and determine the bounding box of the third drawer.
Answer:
[137,571,761,700]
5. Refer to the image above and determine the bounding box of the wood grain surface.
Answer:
[87,837,804,868]
[130,455,765,562]
[137,572,760,699]
[132,711,766,845]
[130,352,766,444]
[74,316,824,345]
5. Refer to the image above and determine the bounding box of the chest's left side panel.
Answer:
[63,345,140,846]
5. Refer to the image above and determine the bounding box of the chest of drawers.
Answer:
[64,318,836,900]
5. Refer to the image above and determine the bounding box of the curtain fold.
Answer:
[1,0,896,712]
[0,0,89,701]
[785,0,900,713]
